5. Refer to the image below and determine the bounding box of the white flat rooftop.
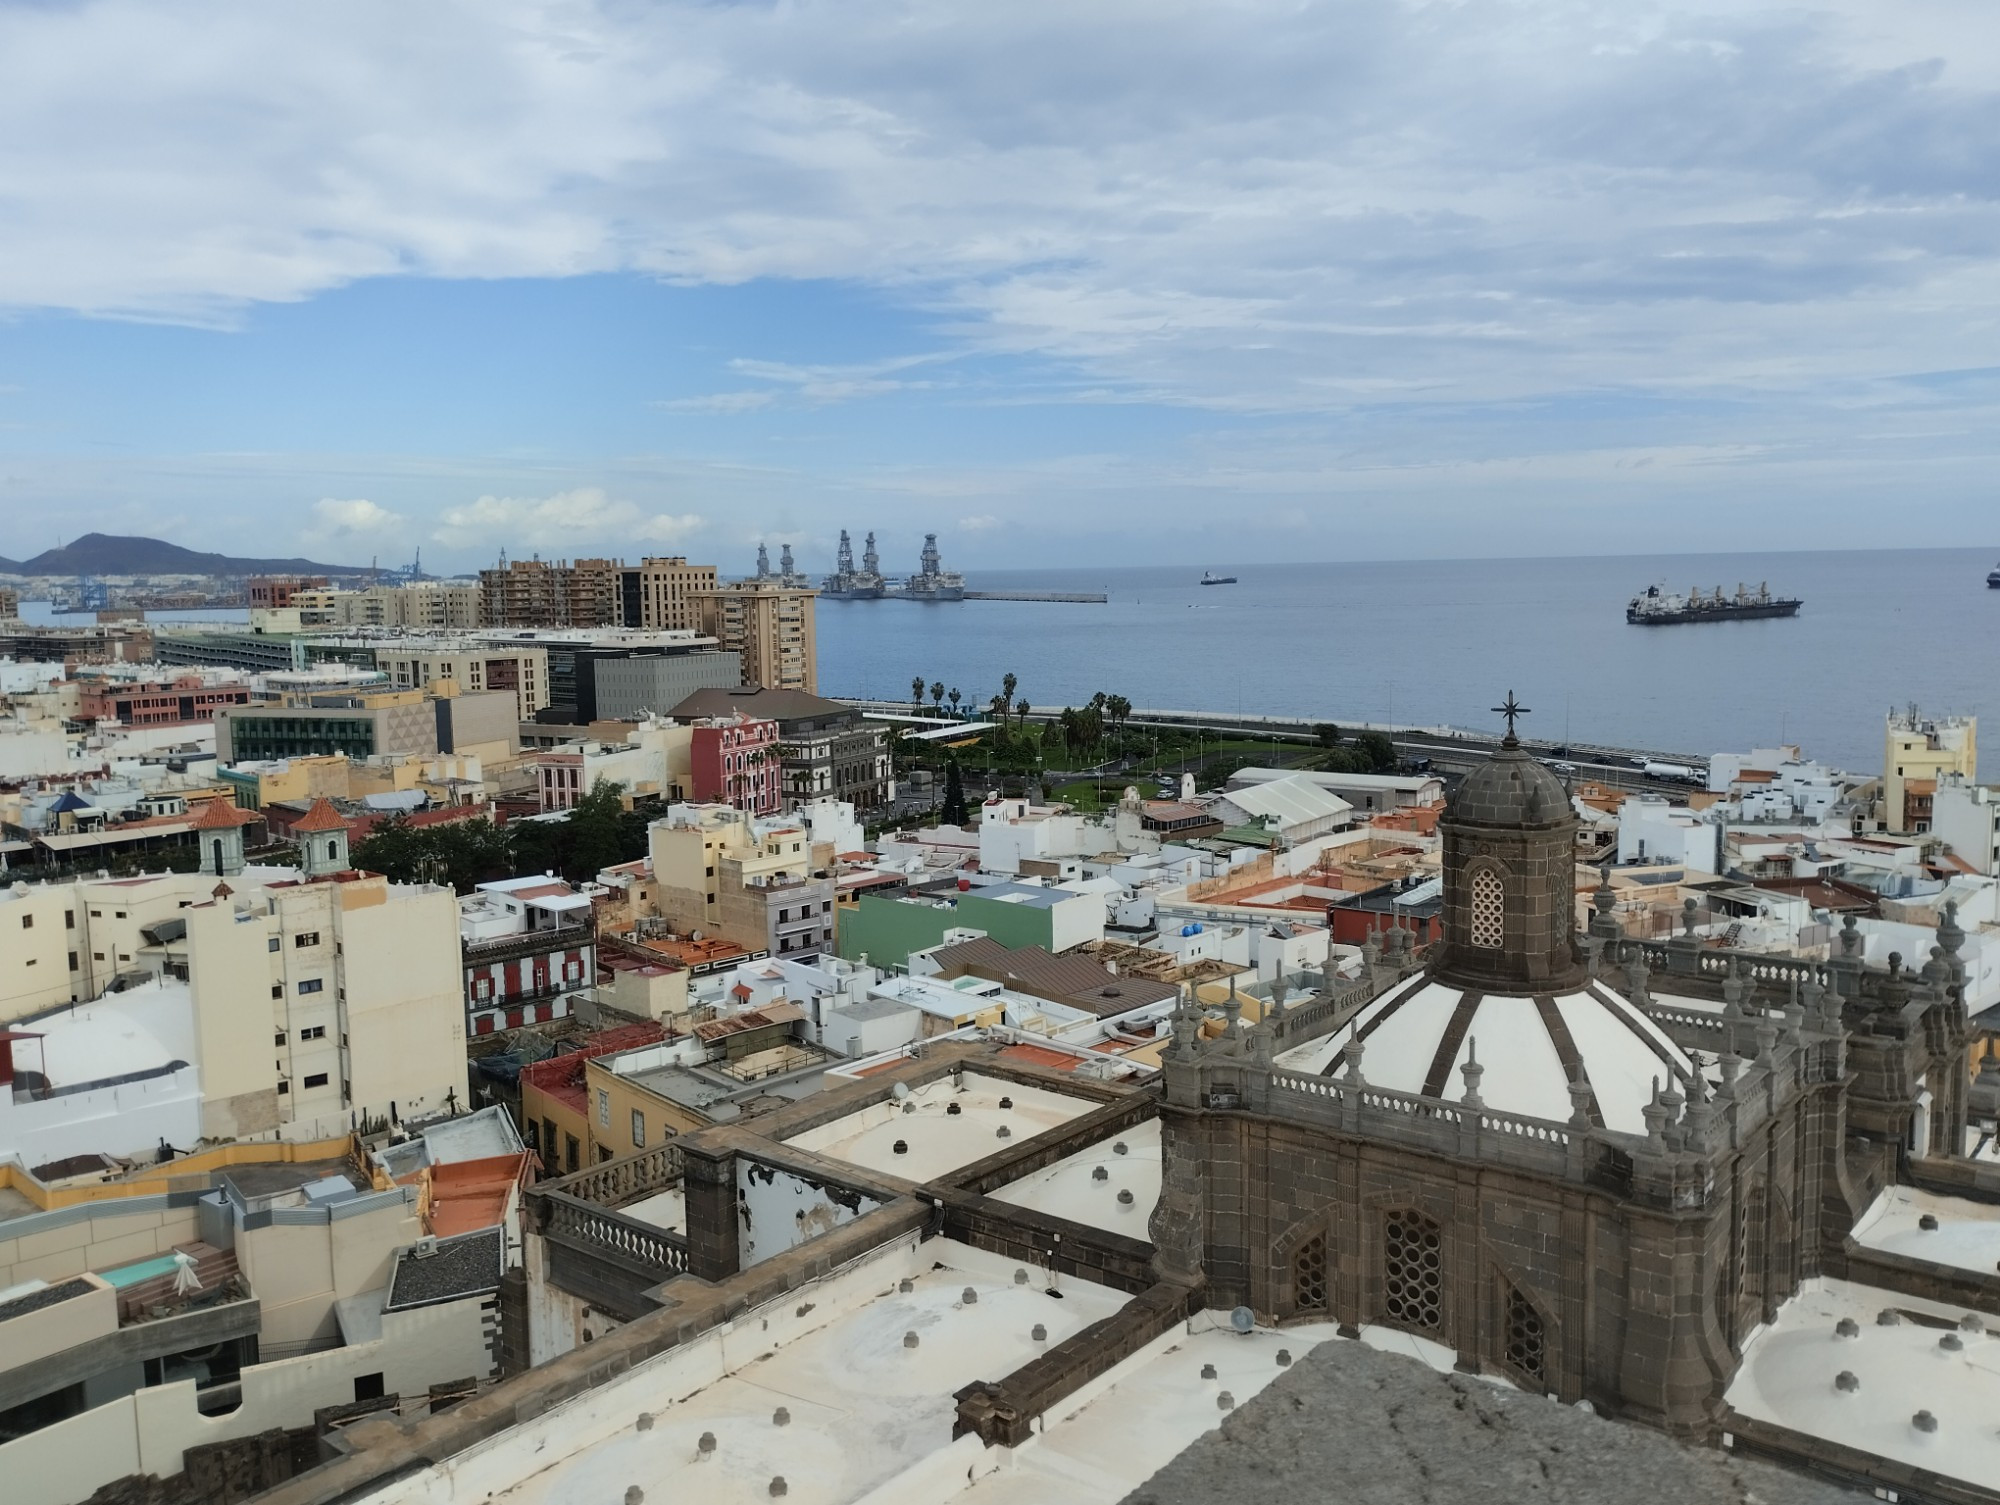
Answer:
[25,977,195,1087]
[1725,1276,2000,1490]
[400,1240,1128,1505]
[1851,1185,2000,1275]
[784,1072,1095,1182]
[937,1319,1335,1504]
[931,1317,1497,1505]
[989,1118,1162,1235]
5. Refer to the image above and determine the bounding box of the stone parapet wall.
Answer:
[953,1277,1201,1447]
[1722,1410,2000,1505]
[925,1185,1157,1294]
[1909,1157,2000,1207]
[1830,1239,2000,1317]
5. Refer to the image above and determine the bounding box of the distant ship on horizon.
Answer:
[1988,561,2000,589]
[1627,581,1801,625]
[1200,570,1237,586]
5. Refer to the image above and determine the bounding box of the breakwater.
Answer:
[961,590,1107,603]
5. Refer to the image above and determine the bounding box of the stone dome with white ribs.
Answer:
[1274,974,1697,1137]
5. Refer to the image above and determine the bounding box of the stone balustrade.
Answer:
[537,1191,688,1278]
[535,1141,684,1208]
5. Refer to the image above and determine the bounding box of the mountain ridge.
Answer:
[0,533,371,577]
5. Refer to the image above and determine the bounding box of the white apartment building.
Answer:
[1616,796,1722,873]
[0,861,467,1162]
[1708,745,1848,824]
[978,795,1121,876]
[1934,774,2000,876]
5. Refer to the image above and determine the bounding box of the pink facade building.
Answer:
[691,715,781,815]
[77,675,252,727]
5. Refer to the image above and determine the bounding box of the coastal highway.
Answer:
[835,698,1721,795]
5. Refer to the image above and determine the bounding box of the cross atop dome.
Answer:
[1492,690,1530,746]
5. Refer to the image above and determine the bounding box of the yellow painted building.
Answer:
[1884,710,1976,832]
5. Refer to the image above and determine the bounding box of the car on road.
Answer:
[1547,760,1577,775]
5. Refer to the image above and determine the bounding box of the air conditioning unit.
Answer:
[412,1235,439,1260]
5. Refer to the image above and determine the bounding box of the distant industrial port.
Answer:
[818,530,1107,604]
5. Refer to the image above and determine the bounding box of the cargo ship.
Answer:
[1200,570,1237,585]
[1987,562,2000,589]
[1626,581,1801,625]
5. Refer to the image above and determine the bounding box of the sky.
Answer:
[1,0,1998,574]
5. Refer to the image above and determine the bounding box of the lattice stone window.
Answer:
[1505,1285,1546,1385]
[1383,1210,1443,1330]
[1470,867,1505,949]
[1739,1184,1767,1313]
[1295,1233,1328,1314]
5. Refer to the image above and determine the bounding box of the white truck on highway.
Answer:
[1641,760,1705,785]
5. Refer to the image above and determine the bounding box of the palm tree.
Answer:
[948,687,962,717]
[1001,672,1018,728]
[1016,697,1031,730]
[930,681,945,716]
[911,675,926,714]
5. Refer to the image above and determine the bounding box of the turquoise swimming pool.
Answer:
[99,1254,180,1288]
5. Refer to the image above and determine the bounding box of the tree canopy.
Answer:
[350,779,656,891]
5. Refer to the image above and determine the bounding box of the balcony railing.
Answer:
[538,1193,688,1279]
[462,918,594,966]
[537,1141,683,1205]
[528,1140,691,1289]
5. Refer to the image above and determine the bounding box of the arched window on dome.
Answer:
[1470,866,1505,949]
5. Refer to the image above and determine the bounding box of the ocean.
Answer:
[19,547,1993,774]
[816,548,2000,774]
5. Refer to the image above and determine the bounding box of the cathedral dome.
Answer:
[1276,977,1696,1136]
[1448,741,1570,829]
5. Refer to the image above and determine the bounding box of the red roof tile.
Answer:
[191,799,256,830]
[289,798,349,834]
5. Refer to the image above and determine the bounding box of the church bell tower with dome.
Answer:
[1433,692,1587,994]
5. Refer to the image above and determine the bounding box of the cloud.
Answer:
[654,391,775,414]
[310,497,404,537]
[957,514,1001,531]
[4,0,2000,551]
[432,487,704,551]
[635,511,706,543]
[724,355,950,407]
[9,0,1986,420]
